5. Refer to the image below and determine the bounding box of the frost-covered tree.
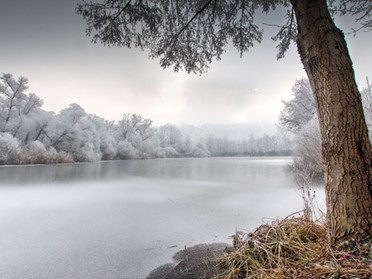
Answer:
[280,79,316,133]
[0,74,76,165]
[117,114,154,142]
[361,78,372,138]
[43,104,84,150]
[89,114,117,160]
[116,113,155,158]
[192,142,211,157]
[0,74,28,130]
[158,124,183,152]
[281,78,372,176]
[293,119,322,174]
[280,79,322,175]
[0,74,45,141]
[43,104,101,162]
[179,136,195,156]
[77,0,372,242]
[156,124,213,157]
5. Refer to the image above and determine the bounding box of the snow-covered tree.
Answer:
[89,114,117,160]
[117,114,153,142]
[295,120,322,172]
[0,74,46,143]
[280,78,372,177]
[279,79,322,175]
[43,104,101,162]
[0,74,28,131]
[361,78,372,139]
[115,113,155,158]
[157,124,183,153]
[180,136,194,156]
[192,142,211,157]
[280,79,316,133]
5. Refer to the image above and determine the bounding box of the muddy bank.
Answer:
[146,243,230,279]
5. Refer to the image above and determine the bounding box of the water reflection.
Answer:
[0,157,293,186]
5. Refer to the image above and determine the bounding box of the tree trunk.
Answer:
[291,0,372,243]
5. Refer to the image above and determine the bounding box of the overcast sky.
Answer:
[0,0,370,126]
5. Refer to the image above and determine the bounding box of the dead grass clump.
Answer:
[216,217,372,278]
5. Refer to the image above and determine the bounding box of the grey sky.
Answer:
[0,0,370,125]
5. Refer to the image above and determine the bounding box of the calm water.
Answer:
[0,157,325,279]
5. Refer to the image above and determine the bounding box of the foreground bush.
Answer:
[0,134,73,165]
[12,149,74,165]
[216,217,372,279]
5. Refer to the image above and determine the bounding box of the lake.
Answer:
[0,157,325,279]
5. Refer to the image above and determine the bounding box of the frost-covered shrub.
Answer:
[117,140,137,159]
[22,141,47,163]
[0,133,20,164]
[136,139,156,159]
[74,142,101,162]
[21,143,74,164]
[192,143,211,157]
[100,135,117,160]
[48,150,74,164]
[154,146,179,158]
[25,140,46,153]
[292,119,323,176]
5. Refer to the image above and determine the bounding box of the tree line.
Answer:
[0,73,291,165]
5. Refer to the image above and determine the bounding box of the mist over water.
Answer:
[0,157,325,279]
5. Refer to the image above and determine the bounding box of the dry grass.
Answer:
[215,216,372,279]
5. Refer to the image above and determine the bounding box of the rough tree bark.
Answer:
[291,0,372,243]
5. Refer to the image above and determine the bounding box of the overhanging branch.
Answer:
[169,0,215,52]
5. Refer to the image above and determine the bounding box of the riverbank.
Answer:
[146,243,229,279]
[218,217,371,278]
[147,217,372,278]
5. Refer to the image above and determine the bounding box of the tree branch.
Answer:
[112,0,132,23]
[169,0,215,52]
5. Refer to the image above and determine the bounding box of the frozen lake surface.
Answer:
[0,157,325,279]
